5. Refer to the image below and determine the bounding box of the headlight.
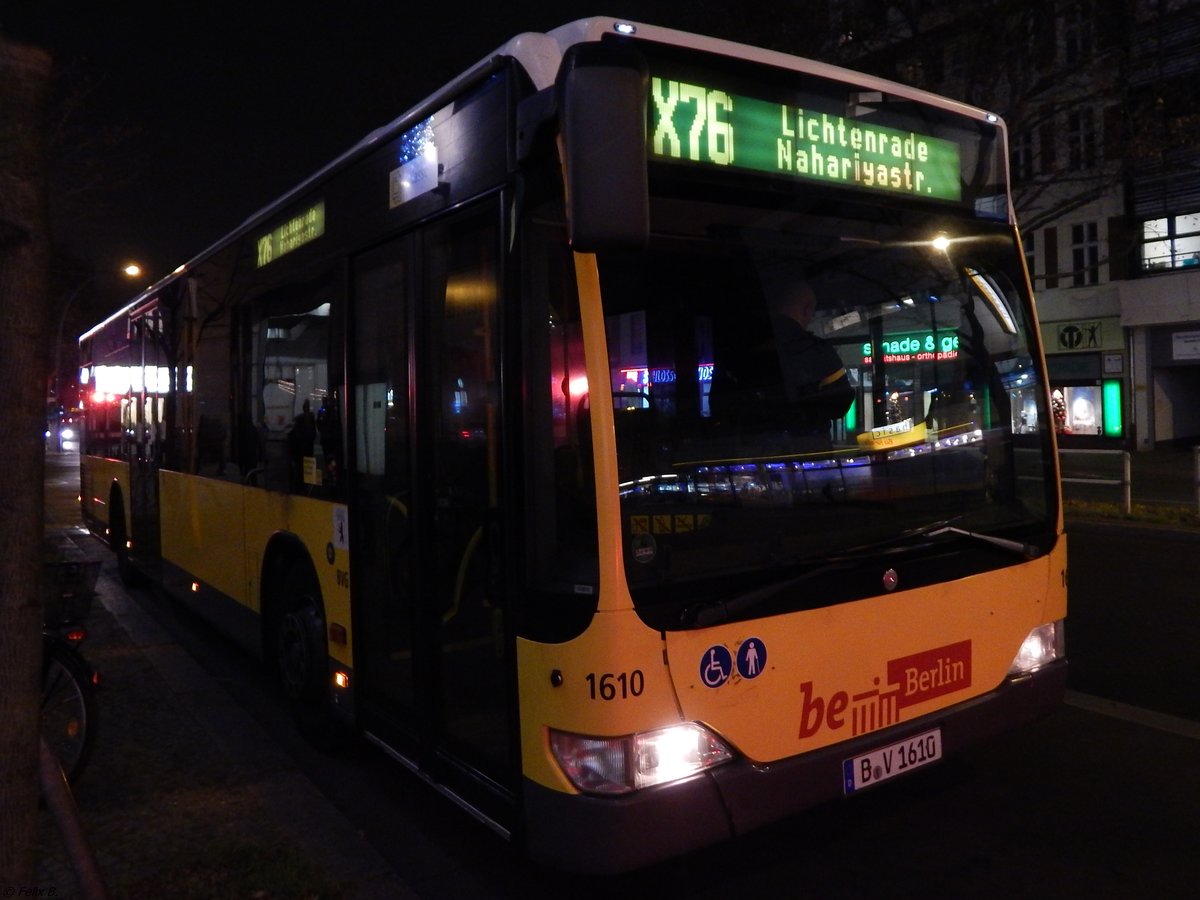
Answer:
[549,722,735,795]
[60,427,75,441]
[1008,620,1065,676]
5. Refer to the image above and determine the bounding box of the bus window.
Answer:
[249,276,336,494]
[192,306,233,478]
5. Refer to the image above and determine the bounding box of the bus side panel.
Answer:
[159,471,248,605]
[80,456,128,533]
[242,489,353,669]
[664,539,1068,763]
[158,474,354,668]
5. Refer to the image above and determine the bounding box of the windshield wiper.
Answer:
[679,518,1041,628]
[852,516,1040,561]
[922,524,1038,558]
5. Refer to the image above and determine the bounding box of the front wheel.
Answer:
[42,638,98,784]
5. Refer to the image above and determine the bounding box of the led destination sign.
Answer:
[256,201,325,268]
[650,77,962,201]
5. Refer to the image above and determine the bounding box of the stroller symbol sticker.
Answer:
[700,645,732,688]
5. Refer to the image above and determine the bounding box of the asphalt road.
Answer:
[1066,521,1200,721]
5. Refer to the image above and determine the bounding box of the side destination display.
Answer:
[650,76,962,202]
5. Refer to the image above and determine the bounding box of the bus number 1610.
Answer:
[586,670,645,701]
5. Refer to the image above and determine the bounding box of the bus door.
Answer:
[351,203,513,801]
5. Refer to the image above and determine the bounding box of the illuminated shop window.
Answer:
[1050,382,1122,437]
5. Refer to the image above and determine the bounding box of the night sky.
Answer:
[0,1,780,308]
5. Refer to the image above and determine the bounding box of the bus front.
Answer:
[516,21,1065,874]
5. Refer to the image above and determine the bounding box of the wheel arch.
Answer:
[260,530,350,746]
[107,479,143,586]
[259,531,323,661]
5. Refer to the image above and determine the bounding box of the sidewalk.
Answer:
[38,451,411,898]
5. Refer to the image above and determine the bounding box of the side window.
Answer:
[82,304,174,465]
[247,272,342,496]
[81,337,134,460]
[426,210,502,608]
[425,206,512,771]
[523,220,598,607]
[191,306,234,479]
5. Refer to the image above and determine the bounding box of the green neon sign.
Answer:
[1102,379,1123,437]
[861,332,960,362]
[843,396,858,431]
[650,77,962,201]
[256,201,325,268]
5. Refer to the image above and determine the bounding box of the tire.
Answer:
[276,564,346,750]
[109,498,141,587]
[41,638,98,784]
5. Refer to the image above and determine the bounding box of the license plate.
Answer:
[843,727,942,794]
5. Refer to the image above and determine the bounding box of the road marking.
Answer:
[1066,690,1200,741]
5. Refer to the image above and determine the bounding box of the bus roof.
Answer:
[535,17,1000,126]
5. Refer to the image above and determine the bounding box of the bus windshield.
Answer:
[600,193,1056,625]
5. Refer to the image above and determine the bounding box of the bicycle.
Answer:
[41,624,99,785]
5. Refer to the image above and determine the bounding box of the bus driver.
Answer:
[718,275,853,449]
[766,278,854,427]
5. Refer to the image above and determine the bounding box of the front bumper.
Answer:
[523,659,1067,874]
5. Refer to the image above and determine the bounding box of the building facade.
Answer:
[832,0,1200,449]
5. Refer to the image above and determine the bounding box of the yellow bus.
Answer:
[79,17,1066,874]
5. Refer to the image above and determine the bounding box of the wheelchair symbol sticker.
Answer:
[700,645,732,688]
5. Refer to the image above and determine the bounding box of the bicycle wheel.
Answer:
[41,639,98,784]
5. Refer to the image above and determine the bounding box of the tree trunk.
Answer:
[0,35,53,884]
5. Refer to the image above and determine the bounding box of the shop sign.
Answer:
[1056,321,1102,351]
[1044,316,1121,354]
[1172,330,1200,361]
[861,331,958,364]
